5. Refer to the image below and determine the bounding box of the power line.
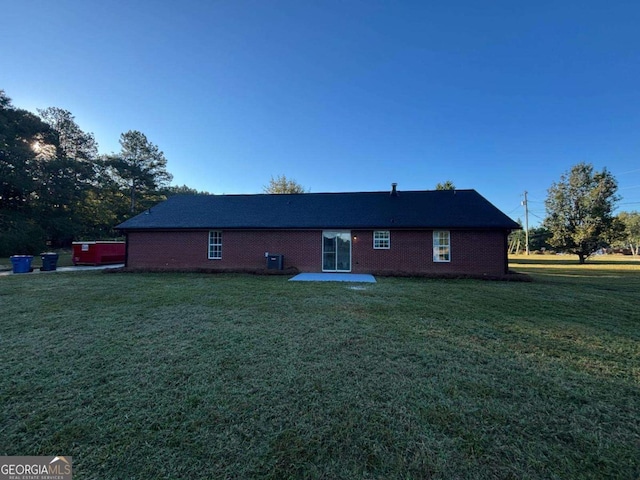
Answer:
[617,168,640,175]
[506,205,522,215]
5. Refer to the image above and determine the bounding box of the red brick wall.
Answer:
[351,230,508,275]
[126,229,509,275]
[127,230,321,271]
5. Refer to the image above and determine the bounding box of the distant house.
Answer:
[116,185,520,276]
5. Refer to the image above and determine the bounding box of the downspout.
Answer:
[504,230,510,274]
[124,232,129,268]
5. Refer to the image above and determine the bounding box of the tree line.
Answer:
[0,90,205,256]
[509,163,640,262]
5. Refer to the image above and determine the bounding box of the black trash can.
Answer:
[40,252,59,271]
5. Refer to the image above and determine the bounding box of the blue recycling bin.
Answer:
[10,255,34,274]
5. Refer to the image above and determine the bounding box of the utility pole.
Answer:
[523,191,530,255]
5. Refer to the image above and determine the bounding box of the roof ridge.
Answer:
[171,189,478,198]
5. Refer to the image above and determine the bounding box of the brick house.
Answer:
[116,185,520,276]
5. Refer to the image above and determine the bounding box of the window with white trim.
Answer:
[208,231,222,259]
[373,231,390,249]
[433,230,450,262]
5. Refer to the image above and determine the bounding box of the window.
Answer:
[433,230,450,262]
[323,231,352,272]
[208,231,222,259]
[373,231,390,249]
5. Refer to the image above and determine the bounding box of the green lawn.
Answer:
[1,258,638,479]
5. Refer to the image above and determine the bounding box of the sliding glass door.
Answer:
[322,231,351,272]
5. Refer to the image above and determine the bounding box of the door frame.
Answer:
[322,230,352,272]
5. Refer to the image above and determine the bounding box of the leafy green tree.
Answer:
[38,107,98,164]
[528,226,553,252]
[435,180,456,190]
[616,211,640,255]
[263,174,307,194]
[74,159,131,239]
[161,184,211,196]
[0,96,103,250]
[0,91,214,248]
[0,91,58,253]
[37,107,102,246]
[107,130,173,214]
[508,218,526,253]
[0,91,56,212]
[544,162,621,263]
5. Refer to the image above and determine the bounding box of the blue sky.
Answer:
[2,0,640,225]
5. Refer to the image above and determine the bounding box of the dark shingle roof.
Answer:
[116,189,520,231]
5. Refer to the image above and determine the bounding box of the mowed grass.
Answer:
[1,258,638,479]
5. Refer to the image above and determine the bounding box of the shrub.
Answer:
[0,217,47,256]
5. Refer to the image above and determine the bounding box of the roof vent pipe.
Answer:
[391,183,398,196]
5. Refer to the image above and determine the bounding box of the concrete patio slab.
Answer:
[289,273,376,283]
